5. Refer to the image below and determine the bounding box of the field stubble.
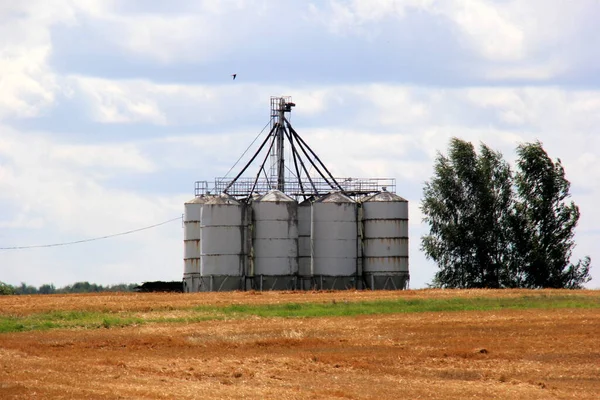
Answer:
[0,289,599,399]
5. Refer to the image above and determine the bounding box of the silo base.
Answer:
[197,275,243,292]
[306,276,358,291]
[183,273,202,293]
[247,275,297,291]
[362,273,409,290]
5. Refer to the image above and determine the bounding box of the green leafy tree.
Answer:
[14,282,38,295]
[63,282,98,293]
[513,142,591,288]
[0,281,15,295]
[38,284,56,294]
[422,138,591,289]
[107,283,138,292]
[421,138,513,288]
[1,281,138,295]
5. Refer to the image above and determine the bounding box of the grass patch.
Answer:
[0,311,144,333]
[211,295,600,319]
[1,294,598,334]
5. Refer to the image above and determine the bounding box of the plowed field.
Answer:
[1,289,599,399]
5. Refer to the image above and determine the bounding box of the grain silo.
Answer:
[311,192,358,290]
[199,194,246,291]
[183,195,211,292]
[184,96,409,291]
[361,191,409,289]
[250,190,299,290]
[297,198,313,290]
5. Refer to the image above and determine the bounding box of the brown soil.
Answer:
[1,290,599,399]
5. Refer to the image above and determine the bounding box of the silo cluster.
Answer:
[183,189,409,292]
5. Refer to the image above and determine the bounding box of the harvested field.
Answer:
[1,289,599,399]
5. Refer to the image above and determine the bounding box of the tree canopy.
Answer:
[421,138,591,289]
[0,281,139,295]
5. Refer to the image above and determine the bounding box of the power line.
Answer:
[0,216,182,250]
[221,119,272,180]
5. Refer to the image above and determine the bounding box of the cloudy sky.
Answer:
[1,0,599,289]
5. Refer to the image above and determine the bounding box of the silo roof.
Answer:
[363,191,407,202]
[185,195,212,204]
[205,194,240,205]
[255,189,295,203]
[316,191,355,203]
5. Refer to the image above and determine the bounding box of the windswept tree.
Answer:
[422,138,591,289]
[421,138,513,288]
[513,142,590,288]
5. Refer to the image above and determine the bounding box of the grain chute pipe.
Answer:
[285,118,344,191]
[250,132,278,195]
[285,121,334,191]
[283,126,306,196]
[284,127,317,196]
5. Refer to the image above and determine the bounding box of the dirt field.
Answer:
[1,290,599,399]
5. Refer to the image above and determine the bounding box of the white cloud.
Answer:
[73,76,168,124]
[0,1,76,118]
[309,0,600,80]
[0,123,184,287]
[311,0,524,59]
[0,126,161,232]
[443,0,525,61]
[484,62,567,81]
[69,0,272,64]
[70,77,351,126]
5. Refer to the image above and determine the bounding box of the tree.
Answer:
[421,138,513,288]
[513,142,591,288]
[0,281,15,295]
[38,284,56,294]
[14,282,38,295]
[107,283,138,292]
[421,138,591,289]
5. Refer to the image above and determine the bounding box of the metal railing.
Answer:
[195,177,396,199]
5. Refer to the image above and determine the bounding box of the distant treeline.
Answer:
[0,281,138,295]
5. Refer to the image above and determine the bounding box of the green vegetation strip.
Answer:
[1,295,598,334]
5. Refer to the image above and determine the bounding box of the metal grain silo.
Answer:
[297,198,313,290]
[183,195,212,292]
[199,194,245,291]
[251,190,298,290]
[311,192,358,290]
[361,191,409,289]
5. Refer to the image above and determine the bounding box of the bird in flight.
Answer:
[231,73,237,80]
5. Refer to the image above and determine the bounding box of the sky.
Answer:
[1,0,599,289]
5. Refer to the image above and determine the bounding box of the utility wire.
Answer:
[0,216,182,250]
[221,119,272,180]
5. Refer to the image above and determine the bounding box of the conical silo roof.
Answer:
[362,191,407,202]
[205,193,240,205]
[254,189,295,203]
[185,195,212,204]
[316,191,355,203]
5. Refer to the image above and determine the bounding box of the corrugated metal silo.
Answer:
[297,198,313,290]
[361,191,409,289]
[250,190,299,290]
[183,196,211,293]
[311,192,358,289]
[199,194,245,291]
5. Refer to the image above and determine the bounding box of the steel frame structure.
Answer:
[195,97,397,200]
